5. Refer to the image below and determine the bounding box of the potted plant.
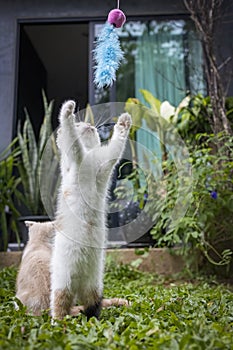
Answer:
[16,91,59,244]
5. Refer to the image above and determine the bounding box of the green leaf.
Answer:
[125,98,143,137]
[84,103,95,125]
[1,211,8,251]
[16,91,55,215]
[140,89,161,114]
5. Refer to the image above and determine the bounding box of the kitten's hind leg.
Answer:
[81,289,103,320]
[51,287,73,320]
[84,297,102,320]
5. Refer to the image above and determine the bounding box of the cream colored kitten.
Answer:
[51,100,132,320]
[16,221,54,315]
[16,221,129,316]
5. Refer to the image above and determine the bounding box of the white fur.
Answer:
[50,100,131,318]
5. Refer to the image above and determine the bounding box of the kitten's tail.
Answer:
[70,298,130,316]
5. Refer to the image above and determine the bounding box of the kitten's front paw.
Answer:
[59,100,76,121]
[117,113,132,130]
[116,113,132,137]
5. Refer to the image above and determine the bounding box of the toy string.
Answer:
[117,0,120,9]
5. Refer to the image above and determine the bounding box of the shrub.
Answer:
[150,132,233,272]
[114,92,233,275]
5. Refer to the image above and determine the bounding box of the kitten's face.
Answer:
[75,122,101,149]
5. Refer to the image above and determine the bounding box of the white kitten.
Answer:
[50,100,132,320]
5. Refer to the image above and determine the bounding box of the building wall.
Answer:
[0,0,232,151]
[0,0,187,152]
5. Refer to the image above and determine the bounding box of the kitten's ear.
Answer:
[24,221,36,228]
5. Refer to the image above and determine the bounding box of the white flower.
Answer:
[160,101,175,121]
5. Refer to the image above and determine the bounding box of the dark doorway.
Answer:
[16,22,89,133]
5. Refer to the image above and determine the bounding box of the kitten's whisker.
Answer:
[95,111,111,128]
[94,115,103,128]
[95,115,115,128]
[75,108,81,122]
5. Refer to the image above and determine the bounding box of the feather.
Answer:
[93,22,124,89]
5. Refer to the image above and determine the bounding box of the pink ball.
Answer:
[107,9,126,28]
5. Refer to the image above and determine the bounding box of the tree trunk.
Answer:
[184,0,232,135]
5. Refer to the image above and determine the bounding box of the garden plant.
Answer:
[0,139,21,251]
[114,92,233,275]
[16,91,57,216]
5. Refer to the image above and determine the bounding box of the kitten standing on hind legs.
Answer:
[50,100,132,320]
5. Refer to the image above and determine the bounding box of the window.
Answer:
[90,19,205,175]
[17,19,205,131]
[16,22,89,134]
[91,19,205,105]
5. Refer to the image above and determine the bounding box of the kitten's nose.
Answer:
[87,123,94,130]
[85,123,94,132]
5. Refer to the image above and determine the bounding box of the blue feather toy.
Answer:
[93,3,126,89]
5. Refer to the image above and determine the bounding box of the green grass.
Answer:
[0,261,233,349]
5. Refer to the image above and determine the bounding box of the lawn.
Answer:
[0,261,233,349]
